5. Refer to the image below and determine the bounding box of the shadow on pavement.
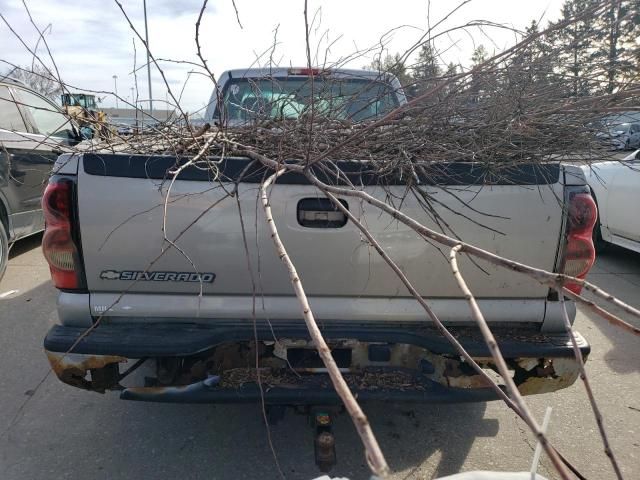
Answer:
[595,244,640,277]
[0,281,58,430]
[3,393,500,480]
[585,245,640,374]
[8,232,43,259]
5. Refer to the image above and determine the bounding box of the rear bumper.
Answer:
[119,379,500,404]
[44,321,589,358]
[44,321,590,404]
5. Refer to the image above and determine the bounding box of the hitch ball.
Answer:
[314,431,337,472]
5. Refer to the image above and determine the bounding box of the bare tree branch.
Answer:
[260,169,390,477]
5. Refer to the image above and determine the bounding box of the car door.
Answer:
[631,123,640,148]
[0,84,46,239]
[0,85,72,240]
[606,158,640,242]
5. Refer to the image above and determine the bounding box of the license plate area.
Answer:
[287,347,352,370]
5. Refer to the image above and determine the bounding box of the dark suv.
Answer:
[0,77,78,279]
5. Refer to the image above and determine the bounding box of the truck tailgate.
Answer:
[76,154,564,323]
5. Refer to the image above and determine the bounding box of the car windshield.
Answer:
[611,123,630,133]
[219,76,399,123]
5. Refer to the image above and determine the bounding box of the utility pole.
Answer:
[143,0,153,116]
[131,87,139,128]
[112,75,119,109]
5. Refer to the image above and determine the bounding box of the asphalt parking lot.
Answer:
[0,234,638,479]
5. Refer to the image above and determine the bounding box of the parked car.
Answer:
[0,77,79,280]
[115,123,136,136]
[597,122,640,150]
[42,68,594,470]
[583,149,640,253]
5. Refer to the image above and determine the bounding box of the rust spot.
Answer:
[46,351,126,393]
[516,357,581,395]
[427,354,582,394]
[427,354,494,389]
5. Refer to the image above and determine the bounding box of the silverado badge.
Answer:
[99,270,215,283]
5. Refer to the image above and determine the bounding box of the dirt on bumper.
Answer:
[43,322,589,401]
[44,341,585,400]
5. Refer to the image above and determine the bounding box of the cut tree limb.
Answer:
[450,245,571,480]
[260,169,390,478]
[558,289,624,480]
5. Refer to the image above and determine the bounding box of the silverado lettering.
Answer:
[100,270,215,283]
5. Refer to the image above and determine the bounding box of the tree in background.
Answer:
[6,65,62,101]
[367,53,412,90]
[410,42,442,99]
[594,0,639,93]
[441,62,461,99]
[469,44,490,103]
[445,62,458,78]
[503,21,566,104]
[470,45,488,66]
[553,0,639,96]
[555,0,601,96]
[367,0,640,103]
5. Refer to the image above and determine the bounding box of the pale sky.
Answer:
[0,0,565,113]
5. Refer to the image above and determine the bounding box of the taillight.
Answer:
[561,192,597,294]
[42,178,85,290]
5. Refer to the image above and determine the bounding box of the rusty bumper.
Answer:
[44,321,590,402]
[119,378,501,404]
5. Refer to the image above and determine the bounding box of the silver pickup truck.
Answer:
[43,68,594,407]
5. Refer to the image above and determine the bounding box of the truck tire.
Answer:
[593,219,609,253]
[590,189,608,254]
[0,221,8,281]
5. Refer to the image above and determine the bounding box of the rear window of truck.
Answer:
[219,76,400,123]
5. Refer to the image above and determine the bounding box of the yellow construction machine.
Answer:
[61,93,110,139]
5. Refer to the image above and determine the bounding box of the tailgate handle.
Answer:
[297,198,348,228]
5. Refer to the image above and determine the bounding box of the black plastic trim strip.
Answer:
[120,380,500,404]
[82,153,561,186]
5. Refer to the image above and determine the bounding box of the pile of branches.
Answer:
[96,71,634,169]
[93,4,639,173]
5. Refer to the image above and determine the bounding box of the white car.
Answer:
[600,122,640,150]
[583,150,640,253]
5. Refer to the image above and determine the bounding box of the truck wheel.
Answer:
[0,221,8,281]
[590,190,608,254]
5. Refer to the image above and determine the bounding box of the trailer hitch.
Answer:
[312,409,337,472]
